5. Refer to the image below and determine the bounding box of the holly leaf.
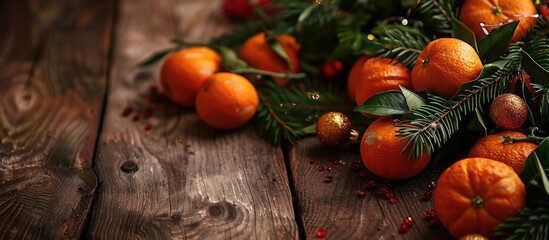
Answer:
[521,138,549,184]
[533,152,549,197]
[399,85,426,110]
[477,21,518,63]
[451,17,477,53]
[355,90,409,116]
[522,50,549,84]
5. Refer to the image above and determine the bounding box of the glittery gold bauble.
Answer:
[316,112,356,147]
[489,93,527,130]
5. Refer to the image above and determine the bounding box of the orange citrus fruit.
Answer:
[160,47,221,106]
[354,58,411,105]
[347,55,370,102]
[411,38,483,99]
[460,0,537,43]
[238,32,301,87]
[360,117,431,179]
[195,72,259,129]
[468,131,538,174]
[434,157,526,238]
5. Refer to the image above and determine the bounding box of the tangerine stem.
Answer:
[471,195,484,209]
[232,68,307,79]
[505,136,547,144]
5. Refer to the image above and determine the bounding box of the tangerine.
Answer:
[460,0,537,43]
[160,47,221,106]
[360,117,430,179]
[347,55,370,102]
[238,32,301,87]
[195,72,259,129]
[468,131,538,174]
[434,157,525,238]
[354,58,411,105]
[411,38,483,99]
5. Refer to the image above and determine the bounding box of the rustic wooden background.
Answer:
[0,0,453,239]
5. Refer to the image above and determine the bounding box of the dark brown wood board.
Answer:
[0,0,114,238]
[289,137,453,239]
[87,0,298,238]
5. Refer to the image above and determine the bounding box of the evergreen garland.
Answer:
[494,207,549,240]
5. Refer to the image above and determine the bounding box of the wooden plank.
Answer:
[290,137,452,239]
[88,0,298,238]
[0,0,114,239]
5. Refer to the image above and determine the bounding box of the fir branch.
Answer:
[494,207,549,240]
[278,0,341,29]
[397,46,522,159]
[333,12,372,57]
[371,25,432,68]
[524,38,549,72]
[527,17,549,41]
[209,20,270,48]
[254,81,354,145]
[412,0,455,35]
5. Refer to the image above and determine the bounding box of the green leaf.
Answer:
[136,48,177,67]
[454,60,506,97]
[521,138,549,184]
[522,50,549,84]
[296,4,318,31]
[534,152,549,196]
[468,108,488,133]
[477,21,518,63]
[355,90,409,116]
[399,85,426,110]
[217,46,248,69]
[268,40,293,69]
[451,17,478,53]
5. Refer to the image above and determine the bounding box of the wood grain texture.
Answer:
[0,0,114,239]
[290,137,453,239]
[88,0,298,239]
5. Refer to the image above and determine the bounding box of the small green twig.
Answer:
[232,68,307,79]
[503,135,547,144]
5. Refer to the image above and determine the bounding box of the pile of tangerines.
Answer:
[156,0,547,238]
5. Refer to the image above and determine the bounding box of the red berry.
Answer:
[318,60,344,83]
[388,197,398,204]
[323,175,334,183]
[221,0,274,20]
[404,216,414,227]
[398,223,409,234]
[316,228,327,238]
[541,4,549,18]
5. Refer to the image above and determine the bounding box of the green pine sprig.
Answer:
[371,25,433,68]
[397,46,522,159]
[494,207,549,240]
[412,0,455,36]
[254,81,354,145]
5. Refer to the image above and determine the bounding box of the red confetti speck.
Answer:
[424,209,436,220]
[404,216,414,227]
[326,166,333,171]
[350,161,361,171]
[323,175,334,183]
[364,180,376,189]
[318,166,325,172]
[330,157,343,165]
[385,193,395,199]
[356,189,367,197]
[121,107,133,117]
[143,107,153,119]
[358,170,368,178]
[388,197,398,204]
[422,191,432,201]
[377,187,389,197]
[149,85,158,95]
[132,114,141,122]
[144,124,153,131]
[310,160,316,164]
[316,228,327,238]
[398,223,409,234]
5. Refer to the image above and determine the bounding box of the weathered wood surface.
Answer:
[87,0,298,239]
[290,137,453,239]
[0,0,114,239]
[0,0,458,239]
